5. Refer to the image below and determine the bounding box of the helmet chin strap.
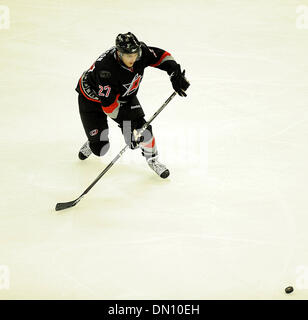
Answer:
[116,51,132,69]
[117,50,124,60]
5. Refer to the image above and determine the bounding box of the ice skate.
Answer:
[78,141,92,160]
[147,155,170,179]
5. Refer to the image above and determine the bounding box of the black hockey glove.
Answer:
[170,65,190,97]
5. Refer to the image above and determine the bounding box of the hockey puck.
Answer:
[285,286,294,294]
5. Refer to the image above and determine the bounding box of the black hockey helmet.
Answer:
[115,32,141,56]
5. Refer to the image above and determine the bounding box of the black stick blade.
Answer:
[55,198,81,211]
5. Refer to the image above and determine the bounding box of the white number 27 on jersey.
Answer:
[98,85,111,97]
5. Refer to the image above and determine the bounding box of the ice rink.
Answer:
[1,0,308,299]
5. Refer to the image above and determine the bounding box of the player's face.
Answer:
[121,52,138,68]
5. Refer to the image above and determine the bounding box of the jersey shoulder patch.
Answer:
[99,70,112,79]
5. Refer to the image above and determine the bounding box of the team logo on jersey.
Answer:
[123,74,143,96]
[89,129,99,136]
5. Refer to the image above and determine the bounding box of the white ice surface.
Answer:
[0,0,308,299]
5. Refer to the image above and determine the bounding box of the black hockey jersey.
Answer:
[76,43,179,119]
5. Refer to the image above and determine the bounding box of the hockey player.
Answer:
[76,32,190,178]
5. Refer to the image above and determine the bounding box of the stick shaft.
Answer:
[81,144,129,197]
[139,92,177,136]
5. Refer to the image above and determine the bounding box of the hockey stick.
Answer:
[55,91,177,211]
